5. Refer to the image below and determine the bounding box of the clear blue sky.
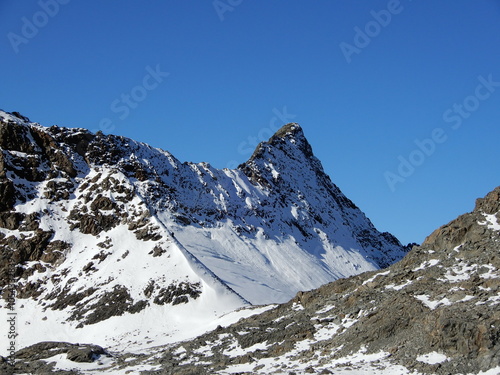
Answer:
[1,1,499,245]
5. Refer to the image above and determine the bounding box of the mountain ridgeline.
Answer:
[0,110,411,371]
[1,110,499,374]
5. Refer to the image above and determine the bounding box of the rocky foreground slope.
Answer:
[8,186,499,374]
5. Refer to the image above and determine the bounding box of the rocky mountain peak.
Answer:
[419,186,500,253]
[239,122,328,195]
[0,109,410,366]
[1,110,497,374]
[0,110,31,125]
[244,122,314,167]
[271,122,303,138]
[475,186,500,215]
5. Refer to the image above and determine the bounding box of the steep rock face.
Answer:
[240,123,405,268]
[0,110,407,356]
[165,123,408,303]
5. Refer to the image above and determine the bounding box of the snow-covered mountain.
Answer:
[0,110,408,356]
[14,187,496,375]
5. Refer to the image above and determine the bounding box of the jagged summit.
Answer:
[475,186,500,216]
[240,122,330,200]
[272,122,303,138]
[244,122,313,165]
[419,185,500,256]
[0,110,31,124]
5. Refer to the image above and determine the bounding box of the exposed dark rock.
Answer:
[48,286,97,311]
[129,300,148,313]
[0,229,55,288]
[144,280,155,298]
[134,225,162,241]
[0,212,24,230]
[76,285,147,325]
[30,127,78,178]
[11,111,30,122]
[66,345,106,363]
[19,212,40,231]
[69,211,120,235]
[44,179,75,201]
[175,215,191,225]
[84,133,127,166]
[7,341,108,374]
[82,261,95,272]
[152,244,167,257]
[97,237,113,249]
[0,180,16,211]
[476,186,500,215]
[90,195,116,211]
[0,120,36,153]
[153,282,202,305]
[57,129,95,157]
[92,250,111,263]
[41,240,69,264]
